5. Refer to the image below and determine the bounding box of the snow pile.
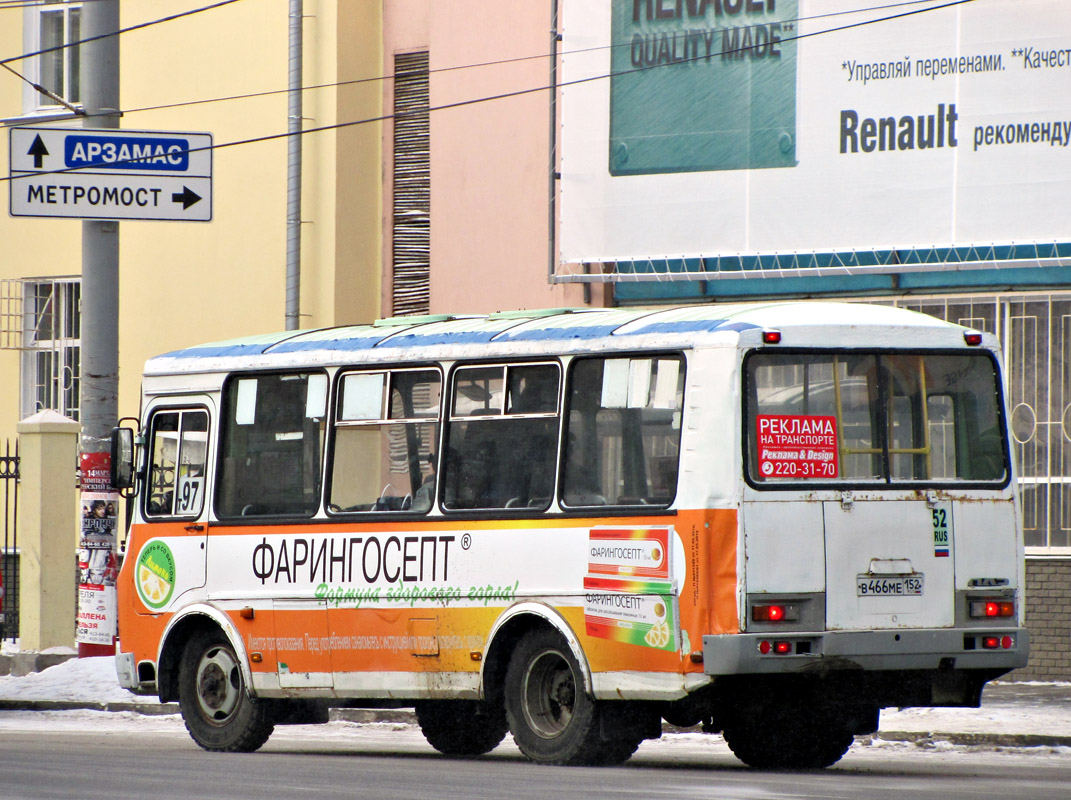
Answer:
[0,655,152,704]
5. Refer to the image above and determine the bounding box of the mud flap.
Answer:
[598,701,662,742]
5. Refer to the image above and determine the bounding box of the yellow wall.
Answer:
[0,0,384,442]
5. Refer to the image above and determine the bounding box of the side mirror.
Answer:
[110,426,136,489]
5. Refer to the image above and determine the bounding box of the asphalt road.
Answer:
[0,718,1068,800]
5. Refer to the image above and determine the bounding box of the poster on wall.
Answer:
[560,0,1071,266]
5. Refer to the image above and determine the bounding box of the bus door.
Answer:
[214,371,333,689]
[135,404,212,613]
[823,494,954,630]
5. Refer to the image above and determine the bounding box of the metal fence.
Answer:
[0,440,18,639]
[892,293,1071,550]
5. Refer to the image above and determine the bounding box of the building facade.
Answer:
[1,1,1067,677]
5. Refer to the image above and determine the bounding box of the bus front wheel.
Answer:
[504,628,638,766]
[177,628,274,752]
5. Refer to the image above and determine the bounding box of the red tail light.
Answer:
[970,599,1015,618]
[752,603,800,623]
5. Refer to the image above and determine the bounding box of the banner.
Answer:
[560,0,1071,266]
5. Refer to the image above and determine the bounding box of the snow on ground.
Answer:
[2,648,1070,746]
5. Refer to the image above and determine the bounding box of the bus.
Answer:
[112,301,1027,769]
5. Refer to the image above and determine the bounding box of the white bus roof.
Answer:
[144,302,989,377]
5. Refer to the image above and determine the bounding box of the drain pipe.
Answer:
[285,0,303,330]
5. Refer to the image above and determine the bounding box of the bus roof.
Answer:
[144,301,986,376]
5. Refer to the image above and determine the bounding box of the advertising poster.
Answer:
[76,452,119,647]
[560,0,1071,267]
[755,414,839,479]
[583,526,678,652]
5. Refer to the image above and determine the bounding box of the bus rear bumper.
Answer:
[702,627,1029,676]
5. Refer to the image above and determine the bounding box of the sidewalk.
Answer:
[1,653,1069,749]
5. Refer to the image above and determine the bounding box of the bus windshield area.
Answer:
[746,351,1007,484]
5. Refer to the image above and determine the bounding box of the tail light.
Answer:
[752,603,800,623]
[969,599,1015,618]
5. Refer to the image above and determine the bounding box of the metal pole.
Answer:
[547,0,559,286]
[285,0,303,330]
[78,0,120,657]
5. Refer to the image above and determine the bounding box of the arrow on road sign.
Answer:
[171,186,202,210]
[27,135,49,169]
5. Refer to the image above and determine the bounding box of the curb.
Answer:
[0,653,77,678]
[0,699,180,715]
[2,700,1067,750]
[867,730,1071,749]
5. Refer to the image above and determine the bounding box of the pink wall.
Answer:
[383,1,592,317]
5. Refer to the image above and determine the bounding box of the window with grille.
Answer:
[0,279,81,420]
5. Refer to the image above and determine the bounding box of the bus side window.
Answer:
[145,408,209,518]
[561,355,684,508]
[216,372,326,518]
[442,363,560,511]
[328,369,441,514]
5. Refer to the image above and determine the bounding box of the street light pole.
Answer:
[76,0,120,658]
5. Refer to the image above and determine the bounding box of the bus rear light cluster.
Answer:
[758,640,792,655]
[757,639,811,656]
[963,330,983,346]
[752,603,800,623]
[969,599,1015,618]
[762,329,782,344]
[964,634,1016,651]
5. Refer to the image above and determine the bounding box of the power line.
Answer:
[0,0,244,66]
[0,0,112,10]
[115,0,957,117]
[2,0,977,184]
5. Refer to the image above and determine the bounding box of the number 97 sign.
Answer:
[176,475,204,515]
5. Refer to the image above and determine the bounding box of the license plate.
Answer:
[856,574,924,597]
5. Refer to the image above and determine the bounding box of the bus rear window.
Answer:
[746,351,1007,485]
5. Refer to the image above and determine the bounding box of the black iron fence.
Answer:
[0,440,18,640]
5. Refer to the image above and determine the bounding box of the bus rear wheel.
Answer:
[415,699,509,756]
[504,628,638,766]
[722,703,855,770]
[177,628,274,752]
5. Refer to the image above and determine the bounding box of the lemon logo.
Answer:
[644,620,670,648]
[135,541,176,610]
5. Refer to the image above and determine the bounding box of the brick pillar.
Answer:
[17,410,79,650]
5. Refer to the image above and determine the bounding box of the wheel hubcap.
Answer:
[522,649,576,739]
[196,645,241,724]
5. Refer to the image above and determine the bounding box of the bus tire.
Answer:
[415,699,508,756]
[505,628,629,766]
[722,705,854,770]
[177,628,274,752]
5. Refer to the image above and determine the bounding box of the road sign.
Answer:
[8,127,213,222]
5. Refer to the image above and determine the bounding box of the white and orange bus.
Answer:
[112,301,1027,768]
